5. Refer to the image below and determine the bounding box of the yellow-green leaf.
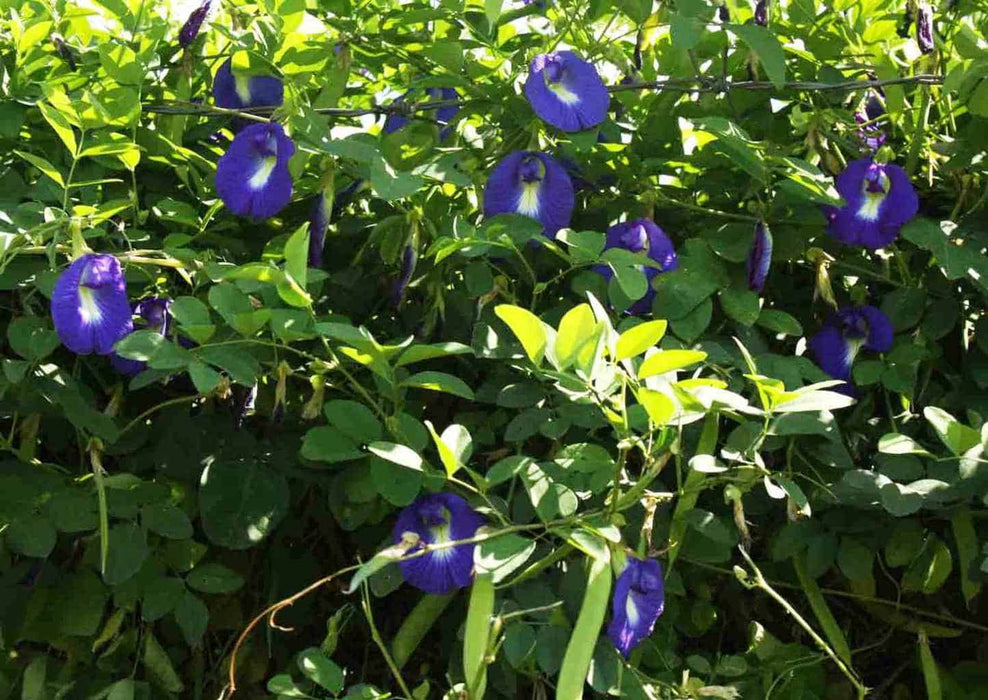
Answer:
[637,349,707,379]
[495,304,546,366]
[615,320,667,361]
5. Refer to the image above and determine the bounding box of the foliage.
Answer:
[1,0,987,699]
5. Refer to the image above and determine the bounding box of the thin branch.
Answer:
[141,75,945,119]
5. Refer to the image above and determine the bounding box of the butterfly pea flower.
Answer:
[916,5,934,54]
[608,557,665,658]
[392,244,417,308]
[392,493,484,595]
[212,58,284,111]
[383,88,460,141]
[215,122,295,219]
[524,51,610,133]
[809,305,892,394]
[483,151,574,239]
[178,0,211,48]
[754,0,768,26]
[594,219,679,315]
[746,221,772,293]
[110,296,173,376]
[51,254,133,356]
[824,158,918,250]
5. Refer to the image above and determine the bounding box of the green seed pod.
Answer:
[556,553,612,700]
[463,572,495,699]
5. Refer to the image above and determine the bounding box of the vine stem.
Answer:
[223,519,570,696]
[140,75,945,119]
[360,583,413,699]
[737,546,870,699]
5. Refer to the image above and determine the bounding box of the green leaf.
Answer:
[323,400,383,443]
[142,577,185,622]
[298,648,344,694]
[367,442,424,471]
[638,389,676,425]
[15,149,65,186]
[949,508,982,605]
[485,0,502,26]
[495,304,547,365]
[554,303,597,370]
[198,461,289,549]
[371,157,424,200]
[474,535,537,583]
[756,309,803,336]
[301,426,365,464]
[174,590,209,647]
[638,349,707,378]
[615,320,667,360]
[186,562,245,594]
[402,371,474,400]
[38,101,77,154]
[903,536,952,594]
[923,406,980,456]
[278,223,312,308]
[6,514,57,557]
[720,285,761,326]
[732,24,786,87]
[426,421,472,477]
[103,523,149,585]
[346,540,417,593]
[141,502,193,539]
[8,317,60,361]
[836,537,873,582]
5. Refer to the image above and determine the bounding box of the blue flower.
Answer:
[595,219,678,315]
[215,122,295,219]
[391,244,417,308]
[382,88,460,141]
[212,58,284,111]
[608,557,665,658]
[824,158,918,250]
[178,0,211,48]
[746,221,772,293]
[111,296,173,376]
[524,51,609,132]
[808,305,892,394]
[309,189,332,268]
[392,493,484,595]
[51,254,133,356]
[483,151,574,239]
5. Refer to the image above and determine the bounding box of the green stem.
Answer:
[360,585,413,699]
[737,547,869,698]
[905,85,931,177]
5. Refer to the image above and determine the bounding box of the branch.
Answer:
[141,75,945,119]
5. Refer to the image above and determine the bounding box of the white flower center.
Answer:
[548,82,581,105]
[517,181,541,217]
[857,191,885,222]
[429,522,455,561]
[625,593,640,626]
[234,74,252,104]
[249,156,277,190]
[78,286,103,325]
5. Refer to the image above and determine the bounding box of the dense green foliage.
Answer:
[1,0,988,698]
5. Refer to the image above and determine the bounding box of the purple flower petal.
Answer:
[826,158,918,250]
[178,0,211,48]
[111,296,173,375]
[51,254,133,356]
[309,190,331,268]
[746,221,772,293]
[391,244,417,308]
[392,493,484,595]
[607,557,664,657]
[754,0,768,26]
[594,219,678,315]
[524,51,609,132]
[809,305,893,393]
[483,151,574,239]
[215,122,295,220]
[212,58,284,111]
[917,5,934,54]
